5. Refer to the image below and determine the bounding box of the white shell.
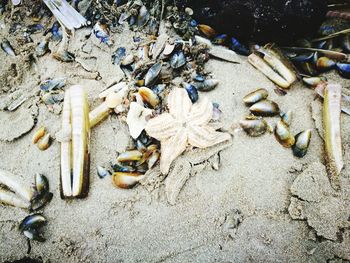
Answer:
[126,102,152,139]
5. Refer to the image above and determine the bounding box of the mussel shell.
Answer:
[195,79,219,92]
[274,120,295,148]
[298,61,318,76]
[212,34,227,45]
[97,166,110,178]
[112,47,126,65]
[23,228,46,242]
[53,51,75,62]
[316,57,336,72]
[230,37,249,56]
[40,78,66,92]
[292,129,311,158]
[111,163,136,173]
[35,40,49,57]
[243,88,268,105]
[336,62,350,78]
[137,5,150,27]
[19,214,47,232]
[117,150,143,162]
[34,173,49,196]
[341,34,350,53]
[112,172,143,189]
[31,192,53,211]
[144,62,162,86]
[1,39,16,56]
[198,24,216,38]
[249,100,280,117]
[239,118,267,137]
[138,87,160,108]
[290,52,314,63]
[184,83,199,103]
[170,51,186,69]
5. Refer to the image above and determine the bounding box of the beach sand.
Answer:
[0,18,349,263]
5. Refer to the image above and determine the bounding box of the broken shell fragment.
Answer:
[89,102,112,128]
[37,133,51,151]
[243,88,268,105]
[138,87,160,108]
[292,129,312,158]
[117,150,143,163]
[274,120,295,148]
[105,92,123,109]
[126,102,153,139]
[249,100,280,117]
[32,126,46,144]
[239,117,268,137]
[323,84,343,178]
[112,172,144,189]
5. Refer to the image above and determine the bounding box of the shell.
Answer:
[19,214,47,232]
[137,5,150,27]
[239,117,267,137]
[170,51,186,69]
[1,39,16,56]
[35,39,49,57]
[198,24,216,38]
[249,100,280,117]
[184,83,199,103]
[138,87,160,108]
[195,79,219,92]
[112,47,126,65]
[40,78,66,92]
[274,120,295,148]
[292,129,312,158]
[32,126,46,144]
[230,37,249,56]
[323,84,343,179]
[53,51,75,62]
[302,77,327,87]
[117,150,143,163]
[280,110,292,126]
[336,62,350,79]
[105,92,123,108]
[34,173,49,196]
[112,172,144,189]
[144,62,162,86]
[243,88,268,105]
[37,133,51,151]
[97,166,110,179]
[316,57,336,72]
[127,102,153,139]
[0,189,30,209]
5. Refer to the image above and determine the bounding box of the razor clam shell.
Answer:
[60,89,72,198]
[0,189,31,209]
[0,169,34,202]
[89,102,112,128]
[70,85,90,198]
[323,84,344,179]
[248,53,291,89]
[208,45,241,64]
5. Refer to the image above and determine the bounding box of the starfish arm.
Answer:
[145,113,181,141]
[160,128,188,174]
[187,97,213,126]
[168,88,192,122]
[187,125,231,148]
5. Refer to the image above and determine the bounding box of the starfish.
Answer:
[145,88,231,174]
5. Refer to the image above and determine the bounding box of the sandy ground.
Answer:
[0,18,350,263]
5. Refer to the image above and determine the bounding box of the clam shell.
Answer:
[126,102,153,139]
[239,118,267,137]
[292,129,311,158]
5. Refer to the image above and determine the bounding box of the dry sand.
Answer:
[0,19,350,263]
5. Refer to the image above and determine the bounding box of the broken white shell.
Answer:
[126,102,153,139]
